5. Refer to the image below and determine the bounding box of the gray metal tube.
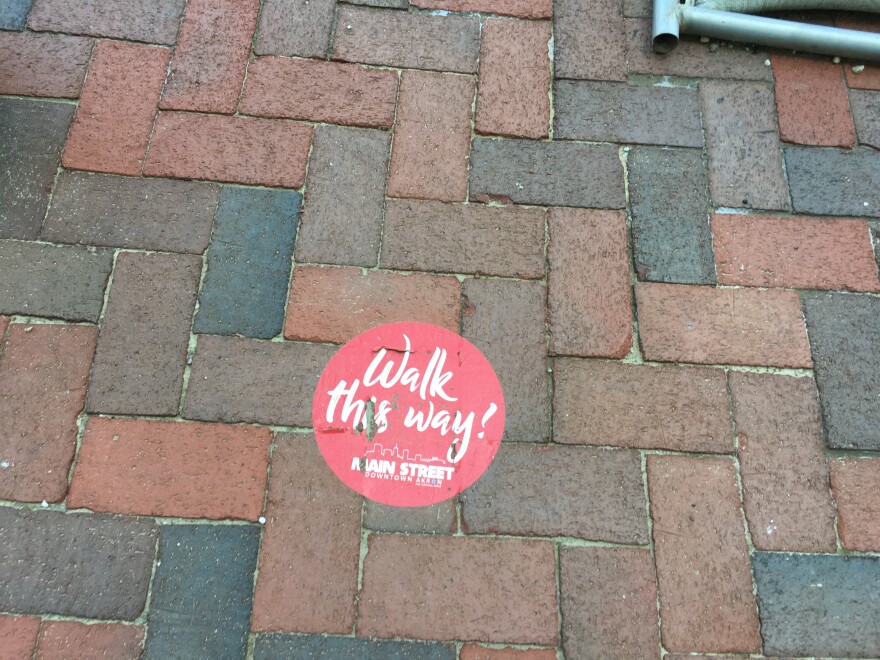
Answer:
[653,0,681,53]
[679,5,880,60]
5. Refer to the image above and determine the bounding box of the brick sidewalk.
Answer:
[1,0,880,658]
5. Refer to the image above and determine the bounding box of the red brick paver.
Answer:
[648,455,761,653]
[459,647,556,660]
[773,54,855,147]
[0,615,40,660]
[144,112,312,187]
[0,32,93,99]
[63,41,169,176]
[251,433,361,633]
[35,622,143,660]
[160,0,260,114]
[475,19,551,139]
[549,208,632,358]
[284,266,461,344]
[636,283,813,368]
[831,458,880,551]
[358,535,558,643]
[410,0,552,18]
[240,57,398,127]
[0,324,97,503]
[713,213,880,291]
[387,70,474,202]
[730,372,837,552]
[68,418,271,520]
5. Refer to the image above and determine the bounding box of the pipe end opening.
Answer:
[653,32,680,54]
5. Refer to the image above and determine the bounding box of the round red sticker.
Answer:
[312,322,505,507]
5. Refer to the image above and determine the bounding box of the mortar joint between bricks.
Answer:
[640,450,666,657]
[553,540,563,659]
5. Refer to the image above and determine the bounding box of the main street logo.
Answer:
[313,322,505,507]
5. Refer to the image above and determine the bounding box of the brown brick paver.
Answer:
[3,4,879,658]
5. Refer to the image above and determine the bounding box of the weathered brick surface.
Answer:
[344,0,408,7]
[729,372,837,552]
[63,41,169,177]
[252,433,361,633]
[0,98,74,240]
[241,57,398,128]
[69,417,271,520]
[554,0,625,80]
[254,0,335,58]
[803,293,880,450]
[627,146,715,284]
[0,240,112,322]
[333,6,480,73]
[255,635,456,660]
[548,208,631,357]
[831,458,880,551]
[700,80,789,210]
[460,647,556,660]
[295,125,389,266]
[28,0,186,44]
[470,139,625,208]
[772,55,854,147]
[160,0,260,114]
[43,171,219,253]
[555,81,702,147]
[785,146,880,217]
[145,112,312,187]
[283,266,461,344]
[0,324,97,503]
[0,615,40,660]
[0,0,32,29]
[475,19,551,139]
[183,335,335,427]
[0,508,157,619]
[553,360,733,453]
[461,444,648,543]
[387,71,474,203]
[0,32,92,98]
[87,252,201,416]
[359,535,558,644]
[144,524,259,659]
[462,278,549,443]
[850,89,880,149]
[713,213,880,291]
[560,547,660,659]
[411,0,551,17]
[636,283,812,368]
[363,499,456,535]
[647,455,761,653]
[838,14,880,90]
[382,200,545,278]
[194,186,300,339]
[625,19,773,81]
[753,553,880,658]
[36,622,143,660]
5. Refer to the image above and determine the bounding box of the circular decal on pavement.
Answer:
[313,322,505,507]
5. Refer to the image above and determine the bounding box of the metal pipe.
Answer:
[652,1,880,61]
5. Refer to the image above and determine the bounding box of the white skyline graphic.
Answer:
[363,443,448,465]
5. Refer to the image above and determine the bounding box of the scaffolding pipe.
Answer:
[653,0,880,61]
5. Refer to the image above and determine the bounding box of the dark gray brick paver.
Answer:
[554,81,702,147]
[0,507,157,619]
[183,334,336,427]
[144,524,260,660]
[0,0,32,29]
[786,146,880,217]
[254,0,337,58]
[254,635,456,660]
[42,171,219,253]
[803,292,880,450]
[700,80,789,211]
[753,552,880,658]
[294,125,388,267]
[0,240,112,321]
[849,89,880,149]
[194,186,300,339]
[469,138,624,209]
[87,251,201,416]
[0,97,74,240]
[627,146,715,284]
